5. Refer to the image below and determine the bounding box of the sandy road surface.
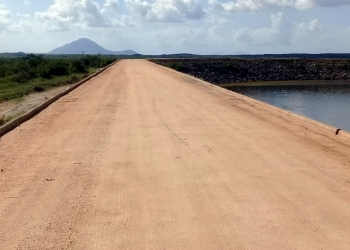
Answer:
[1,59,350,250]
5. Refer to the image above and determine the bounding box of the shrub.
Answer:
[70,60,87,73]
[33,86,45,92]
[169,62,188,72]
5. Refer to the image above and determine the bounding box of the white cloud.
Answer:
[110,10,349,54]
[24,1,32,7]
[112,15,137,27]
[293,19,323,41]
[0,9,10,20]
[7,19,32,33]
[234,12,293,45]
[209,0,350,12]
[292,18,330,52]
[125,0,205,22]
[35,0,127,31]
[144,20,239,53]
[230,13,339,53]
[0,1,11,32]
[102,0,119,13]
[0,2,32,33]
[207,14,232,24]
[298,18,321,32]
[0,9,11,31]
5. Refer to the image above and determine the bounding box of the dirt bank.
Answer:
[0,85,70,125]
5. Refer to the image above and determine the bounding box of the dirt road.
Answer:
[1,60,350,249]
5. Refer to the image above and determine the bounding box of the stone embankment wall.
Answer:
[151,59,350,84]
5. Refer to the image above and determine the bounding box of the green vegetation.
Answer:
[167,61,189,72]
[0,114,16,126]
[0,54,116,102]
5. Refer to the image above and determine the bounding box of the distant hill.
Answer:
[48,38,138,55]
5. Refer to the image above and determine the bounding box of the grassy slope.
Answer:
[0,54,117,103]
[0,68,98,126]
[0,70,96,103]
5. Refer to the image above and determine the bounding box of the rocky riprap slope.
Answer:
[151,59,350,84]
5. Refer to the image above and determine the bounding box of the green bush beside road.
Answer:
[0,54,116,102]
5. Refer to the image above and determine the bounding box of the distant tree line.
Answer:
[0,54,116,83]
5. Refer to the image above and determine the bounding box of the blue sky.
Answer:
[1,0,350,54]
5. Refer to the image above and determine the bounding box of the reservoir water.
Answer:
[225,82,350,132]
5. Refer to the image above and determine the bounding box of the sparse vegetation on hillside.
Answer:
[0,54,117,102]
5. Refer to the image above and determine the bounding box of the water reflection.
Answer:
[226,83,350,132]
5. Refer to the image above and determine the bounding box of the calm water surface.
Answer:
[226,82,350,132]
